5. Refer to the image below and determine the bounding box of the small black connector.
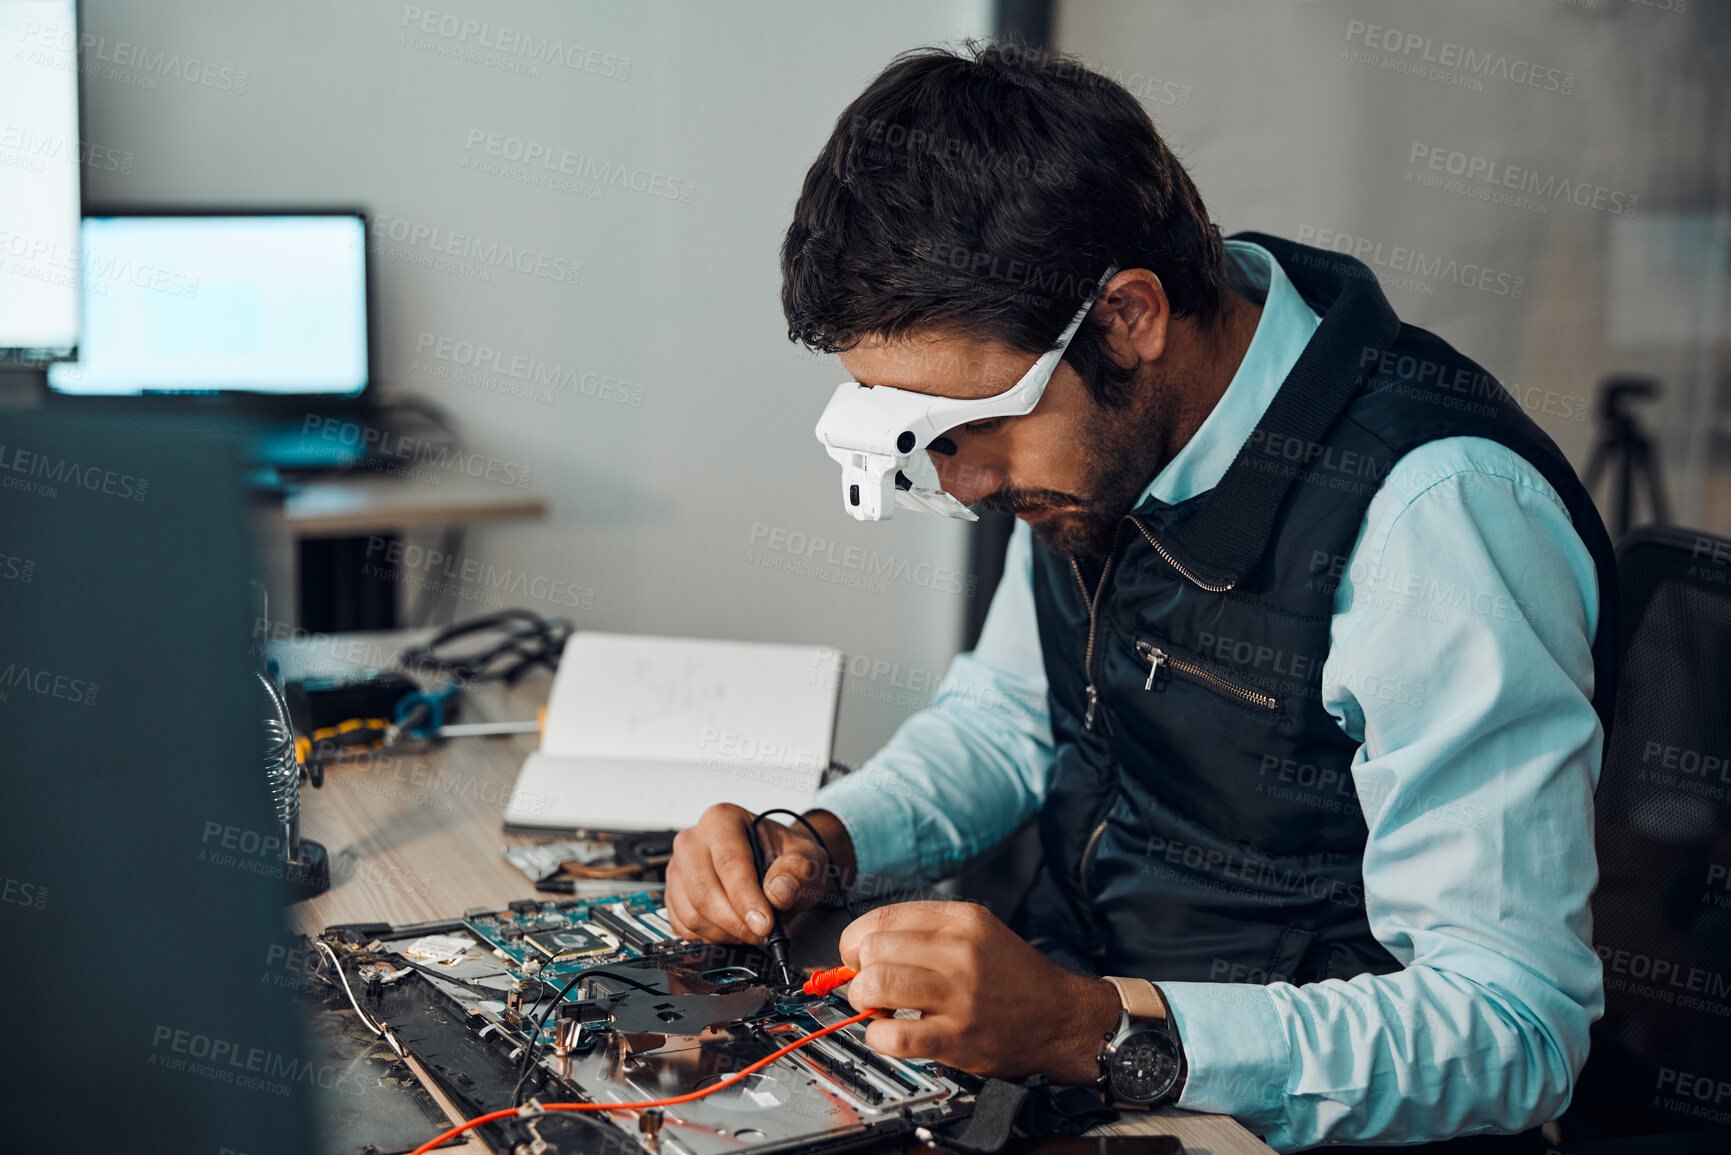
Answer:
[764,917,796,990]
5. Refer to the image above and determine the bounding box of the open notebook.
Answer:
[502,632,844,834]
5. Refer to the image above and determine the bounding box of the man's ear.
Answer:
[1095,270,1169,366]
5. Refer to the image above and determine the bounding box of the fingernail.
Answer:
[746,909,770,936]
[766,877,796,906]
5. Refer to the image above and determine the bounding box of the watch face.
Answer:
[1108,1028,1181,1104]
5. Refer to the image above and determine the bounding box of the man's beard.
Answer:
[973,376,1170,559]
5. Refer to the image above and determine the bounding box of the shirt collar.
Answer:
[1139,239,1322,507]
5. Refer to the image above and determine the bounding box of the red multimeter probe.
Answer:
[803,965,859,996]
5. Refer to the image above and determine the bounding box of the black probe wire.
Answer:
[744,818,784,983]
[746,814,811,990]
[750,808,860,920]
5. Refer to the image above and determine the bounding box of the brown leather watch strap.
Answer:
[1102,975,1168,1021]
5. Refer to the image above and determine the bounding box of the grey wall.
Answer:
[58,0,1731,766]
[74,0,994,768]
[1057,0,1731,529]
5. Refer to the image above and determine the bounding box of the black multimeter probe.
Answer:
[746,817,798,988]
[745,808,860,991]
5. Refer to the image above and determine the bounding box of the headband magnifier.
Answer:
[813,266,1118,521]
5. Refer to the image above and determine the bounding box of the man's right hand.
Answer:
[665,804,856,944]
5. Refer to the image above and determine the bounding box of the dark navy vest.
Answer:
[1010,232,1618,988]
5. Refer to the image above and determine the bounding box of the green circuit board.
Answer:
[460,890,681,981]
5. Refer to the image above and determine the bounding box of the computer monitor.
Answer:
[0,0,81,362]
[47,211,371,398]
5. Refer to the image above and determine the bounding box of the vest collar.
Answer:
[1131,233,1402,590]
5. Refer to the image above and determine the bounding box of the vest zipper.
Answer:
[1067,516,1225,731]
[1136,639,1279,712]
[1069,553,1119,731]
[1131,517,1237,593]
[1079,816,1109,896]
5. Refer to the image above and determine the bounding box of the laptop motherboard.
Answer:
[312,890,978,1155]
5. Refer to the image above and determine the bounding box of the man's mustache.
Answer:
[972,487,1088,516]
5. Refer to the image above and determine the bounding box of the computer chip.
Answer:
[525,925,613,962]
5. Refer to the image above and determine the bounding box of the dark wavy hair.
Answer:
[781,40,1225,406]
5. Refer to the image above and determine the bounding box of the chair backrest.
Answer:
[1574,525,1731,1139]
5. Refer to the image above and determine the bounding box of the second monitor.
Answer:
[47,210,370,398]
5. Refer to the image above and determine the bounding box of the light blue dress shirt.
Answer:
[813,241,1604,1150]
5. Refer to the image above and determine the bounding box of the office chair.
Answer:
[1559,525,1731,1153]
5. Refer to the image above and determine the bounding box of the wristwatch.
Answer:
[1094,975,1185,1109]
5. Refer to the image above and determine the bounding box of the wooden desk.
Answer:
[278,631,1274,1155]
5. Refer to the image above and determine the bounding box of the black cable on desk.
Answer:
[509,966,665,1107]
[398,609,572,687]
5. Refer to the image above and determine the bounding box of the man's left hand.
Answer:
[836,900,1122,1083]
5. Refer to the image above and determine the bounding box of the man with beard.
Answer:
[666,42,1615,1153]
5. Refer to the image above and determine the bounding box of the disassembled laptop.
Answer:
[313,890,978,1155]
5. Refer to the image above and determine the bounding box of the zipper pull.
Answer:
[1084,684,1099,730]
[1143,645,1165,691]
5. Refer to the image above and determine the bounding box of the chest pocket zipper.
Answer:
[1135,639,1279,713]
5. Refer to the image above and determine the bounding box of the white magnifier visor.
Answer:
[813,264,1119,521]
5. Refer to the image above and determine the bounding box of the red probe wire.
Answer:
[406,1002,877,1155]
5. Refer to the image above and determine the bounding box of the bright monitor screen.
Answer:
[0,0,82,360]
[48,214,369,396]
